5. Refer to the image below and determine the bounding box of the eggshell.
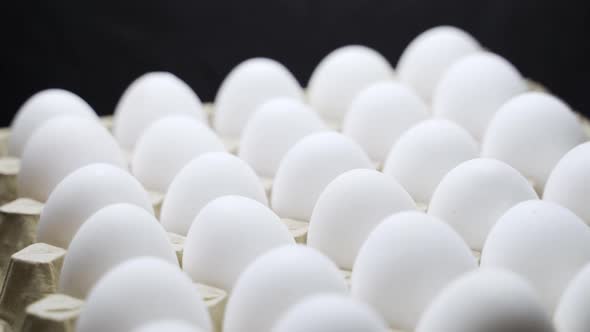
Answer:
[271,294,389,332]
[396,26,481,103]
[183,195,294,290]
[223,245,348,332]
[416,269,554,332]
[36,163,153,248]
[213,58,304,139]
[554,263,590,332]
[480,200,590,312]
[271,132,373,221]
[132,320,205,332]
[112,72,206,151]
[342,81,429,163]
[132,115,225,192]
[382,119,478,205]
[160,152,267,235]
[307,45,394,125]
[351,211,477,331]
[18,116,127,202]
[482,92,587,190]
[307,169,416,270]
[59,203,177,299]
[544,142,590,225]
[428,158,538,250]
[8,89,98,157]
[76,257,212,332]
[238,98,326,178]
[433,52,527,140]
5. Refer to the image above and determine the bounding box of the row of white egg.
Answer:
[8,27,585,204]
[75,252,590,332]
[73,214,590,332]
[10,90,587,221]
[12,91,590,244]
[3,25,590,332]
[29,129,590,252]
[33,153,590,332]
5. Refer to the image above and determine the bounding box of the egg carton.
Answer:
[0,105,306,332]
[0,184,310,332]
[0,198,344,330]
[0,106,184,272]
[0,100,306,279]
[0,115,115,206]
[0,238,229,332]
[1,80,589,332]
[0,240,376,332]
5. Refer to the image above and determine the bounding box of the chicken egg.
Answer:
[223,245,348,332]
[8,89,98,157]
[382,119,478,205]
[18,116,127,202]
[238,97,326,178]
[307,45,394,126]
[271,132,373,221]
[481,200,590,312]
[112,72,206,151]
[131,115,225,193]
[342,81,429,163]
[397,26,480,103]
[183,195,294,291]
[213,58,304,140]
[37,163,153,249]
[307,169,415,270]
[76,257,212,332]
[160,152,267,235]
[59,203,177,299]
[351,211,477,330]
[433,52,527,140]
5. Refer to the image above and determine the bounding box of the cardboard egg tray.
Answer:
[0,103,311,332]
[1,85,590,332]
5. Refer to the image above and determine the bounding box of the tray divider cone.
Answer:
[0,243,66,330]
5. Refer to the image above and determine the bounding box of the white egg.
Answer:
[351,211,477,331]
[482,92,587,191]
[544,142,590,225]
[342,81,429,163]
[271,132,373,221]
[213,58,304,140]
[238,97,327,178]
[396,26,481,103]
[428,158,538,250]
[271,294,389,332]
[416,269,554,332]
[112,72,206,151]
[76,257,212,332]
[554,263,590,332]
[59,203,177,299]
[183,195,294,290]
[132,320,205,332]
[382,119,478,205]
[37,163,153,248]
[307,169,416,270]
[8,89,98,157]
[131,115,225,192]
[160,152,267,235]
[223,245,348,332]
[433,52,527,140]
[481,200,590,312]
[307,45,394,125]
[18,116,127,202]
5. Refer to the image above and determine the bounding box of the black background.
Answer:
[2,0,589,126]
